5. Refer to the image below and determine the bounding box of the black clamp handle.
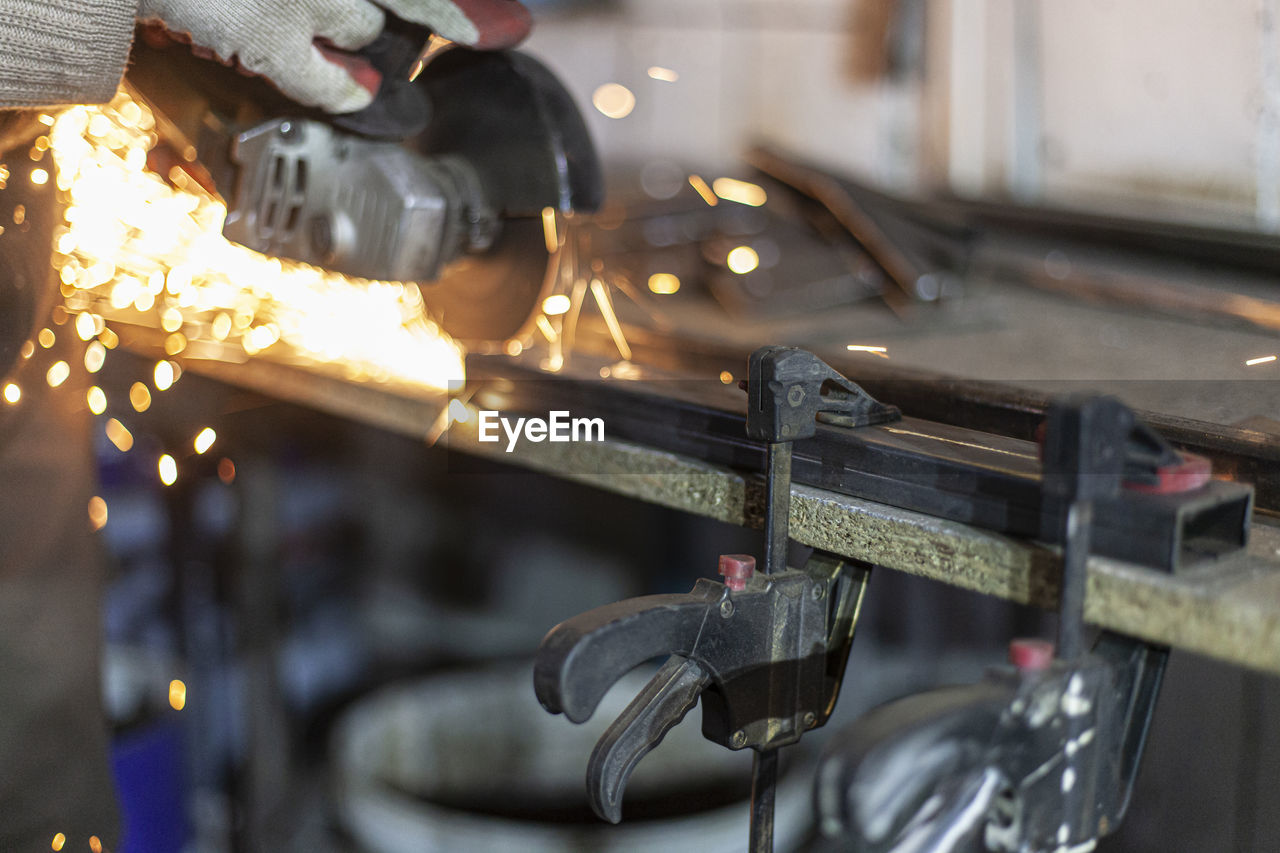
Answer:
[817,394,1175,852]
[534,553,868,823]
[816,634,1167,853]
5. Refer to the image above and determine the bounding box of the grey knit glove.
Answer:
[136,0,532,113]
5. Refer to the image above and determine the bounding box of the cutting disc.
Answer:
[420,216,551,344]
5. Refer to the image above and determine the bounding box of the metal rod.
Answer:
[1055,500,1093,848]
[764,442,793,575]
[752,442,791,851]
[749,748,778,853]
[1056,501,1092,660]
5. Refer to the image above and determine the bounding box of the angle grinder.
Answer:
[127,14,603,344]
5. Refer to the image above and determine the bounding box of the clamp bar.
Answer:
[743,346,899,852]
[764,442,792,577]
[467,354,1252,572]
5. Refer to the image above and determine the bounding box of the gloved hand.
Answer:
[136,0,532,113]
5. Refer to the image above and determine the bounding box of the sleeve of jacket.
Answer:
[0,0,138,108]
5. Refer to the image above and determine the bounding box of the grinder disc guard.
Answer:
[413,49,604,343]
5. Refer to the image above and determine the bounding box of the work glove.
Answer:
[136,0,533,113]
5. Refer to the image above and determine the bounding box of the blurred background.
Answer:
[532,0,1280,228]
[14,1,1280,851]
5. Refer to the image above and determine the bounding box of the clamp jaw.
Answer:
[816,634,1166,852]
[817,394,1189,852]
[535,552,868,823]
[535,348,895,836]
[747,345,900,440]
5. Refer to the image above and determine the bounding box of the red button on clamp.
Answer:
[1033,422,1214,495]
[718,554,756,591]
[1009,638,1055,672]
[1124,452,1213,495]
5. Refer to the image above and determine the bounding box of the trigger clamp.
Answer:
[534,551,869,824]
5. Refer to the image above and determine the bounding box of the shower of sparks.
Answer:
[535,314,559,343]
[688,174,718,207]
[45,89,463,392]
[847,344,890,359]
[590,277,632,362]
[129,381,152,412]
[193,427,217,454]
[647,66,679,83]
[87,386,107,414]
[542,294,571,316]
[84,340,106,372]
[88,496,108,530]
[592,83,636,119]
[648,273,680,295]
[105,418,133,451]
[712,177,767,207]
[1246,355,1277,366]
[513,209,642,374]
[158,453,178,486]
[727,246,760,275]
[541,206,559,254]
[168,679,187,711]
[46,360,70,387]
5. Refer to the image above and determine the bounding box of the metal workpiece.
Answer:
[815,635,1168,853]
[533,552,870,824]
[467,355,1253,573]
[180,352,1280,673]
[436,405,1280,674]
